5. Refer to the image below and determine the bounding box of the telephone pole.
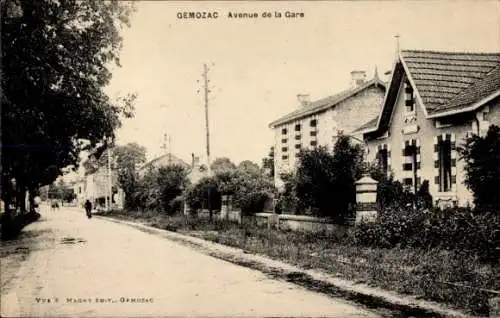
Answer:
[199,63,214,220]
[202,63,211,175]
[161,133,172,164]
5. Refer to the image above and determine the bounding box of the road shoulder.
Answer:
[97,215,470,318]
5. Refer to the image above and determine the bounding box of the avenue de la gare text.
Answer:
[176,11,305,19]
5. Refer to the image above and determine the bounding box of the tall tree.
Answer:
[295,134,363,221]
[113,143,147,209]
[210,157,236,174]
[1,0,136,212]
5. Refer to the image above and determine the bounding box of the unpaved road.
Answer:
[1,206,380,317]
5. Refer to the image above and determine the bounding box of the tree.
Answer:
[156,165,189,214]
[237,160,261,174]
[295,146,337,216]
[262,146,275,177]
[1,0,136,214]
[185,176,221,218]
[295,134,363,221]
[210,157,236,174]
[113,143,147,210]
[185,160,275,217]
[231,168,274,215]
[330,135,364,221]
[459,125,500,212]
[276,172,301,214]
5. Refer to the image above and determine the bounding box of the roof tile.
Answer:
[401,50,500,114]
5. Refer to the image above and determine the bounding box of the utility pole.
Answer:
[199,63,214,220]
[161,133,172,164]
[202,63,211,175]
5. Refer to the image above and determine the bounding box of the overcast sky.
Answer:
[106,0,500,166]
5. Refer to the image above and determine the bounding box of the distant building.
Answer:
[84,166,124,209]
[69,179,85,206]
[269,70,386,188]
[355,49,500,208]
[138,153,190,177]
[139,152,208,186]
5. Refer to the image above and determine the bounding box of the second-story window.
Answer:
[310,119,317,127]
[281,138,287,143]
[295,124,301,132]
[281,128,287,135]
[404,79,414,113]
[281,147,288,152]
[310,131,317,137]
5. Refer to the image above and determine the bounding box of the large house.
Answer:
[355,49,500,207]
[269,70,387,188]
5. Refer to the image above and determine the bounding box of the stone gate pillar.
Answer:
[355,175,378,223]
[220,194,230,220]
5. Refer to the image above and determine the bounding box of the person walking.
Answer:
[84,199,92,219]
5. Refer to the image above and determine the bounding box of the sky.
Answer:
[106,0,500,166]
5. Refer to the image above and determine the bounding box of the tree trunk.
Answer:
[16,182,27,214]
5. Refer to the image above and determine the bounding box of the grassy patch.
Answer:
[102,210,498,315]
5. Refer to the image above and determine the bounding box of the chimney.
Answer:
[191,153,195,168]
[297,94,311,107]
[351,70,367,86]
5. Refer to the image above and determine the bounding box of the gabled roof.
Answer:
[352,116,379,133]
[269,77,386,128]
[357,49,500,135]
[401,50,500,115]
[139,153,190,171]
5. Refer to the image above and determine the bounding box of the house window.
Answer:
[295,135,301,140]
[310,131,317,137]
[436,138,452,192]
[281,128,287,135]
[295,124,301,132]
[281,147,288,152]
[295,144,301,149]
[404,79,414,113]
[310,119,317,127]
[281,138,287,143]
[377,148,388,175]
[401,140,420,193]
[282,155,288,160]
[310,140,317,147]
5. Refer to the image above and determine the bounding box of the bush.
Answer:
[354,206,500,263]
[459,125,500,212]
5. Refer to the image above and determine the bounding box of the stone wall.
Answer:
[255,213,341,234]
